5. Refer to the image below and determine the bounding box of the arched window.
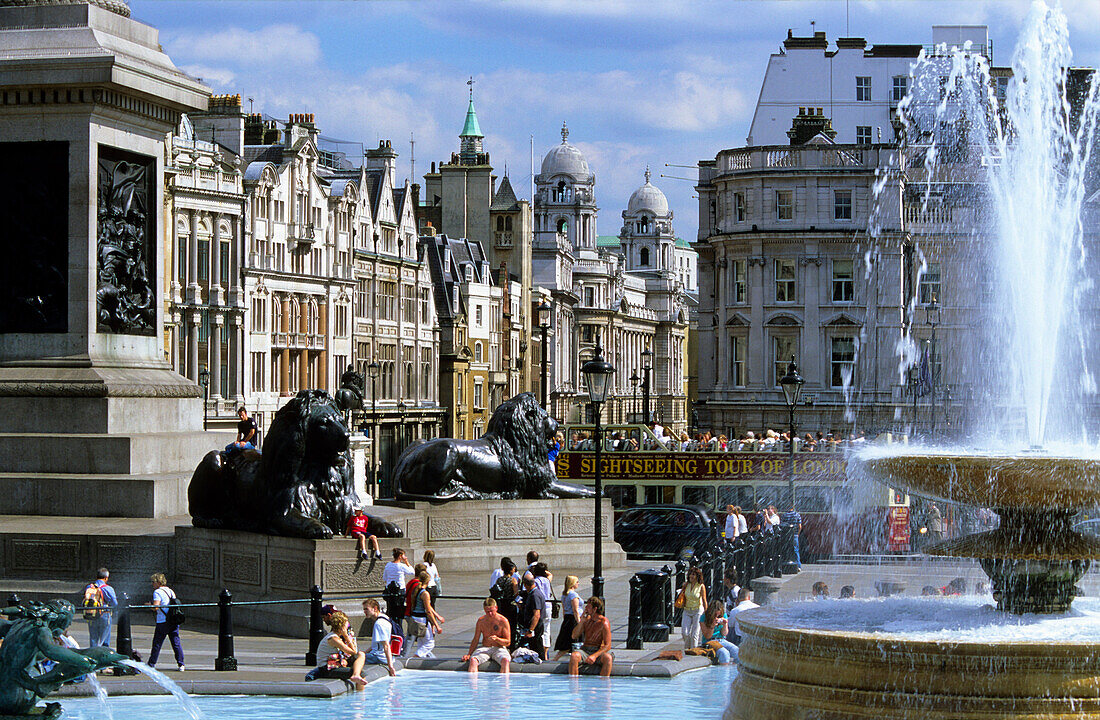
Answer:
[504,216,512,231]
[307,299,318,335]
[639,216,649,233]
[272,296,283,331]
[289,297,301,332]
[557,218,568,235]
[640,247,650,266]
[556,180,566,202]
[475,341,483,363]
[496,216,505,231]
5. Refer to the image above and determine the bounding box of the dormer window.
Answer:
[464,264,474,283]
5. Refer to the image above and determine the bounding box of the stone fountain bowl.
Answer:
[724,599,1100,720]
[857,451,1100,509]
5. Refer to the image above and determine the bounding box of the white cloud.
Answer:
[163,24,322,66]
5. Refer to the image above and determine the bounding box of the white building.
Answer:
[747,26,991,147]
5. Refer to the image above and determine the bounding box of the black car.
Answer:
[614,504,716,560]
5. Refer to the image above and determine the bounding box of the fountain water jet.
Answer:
[116,660,204,720]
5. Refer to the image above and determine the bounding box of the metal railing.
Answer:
[625,523,797,649]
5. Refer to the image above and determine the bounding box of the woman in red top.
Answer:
[345,507,382,560]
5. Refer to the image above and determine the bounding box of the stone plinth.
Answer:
[172,499,627,633]
[0,0,218,517]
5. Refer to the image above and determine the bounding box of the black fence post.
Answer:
[215,588,237,671]
[114,592,137,675]
[770,530,784,579]
[781,522,800,574]
[627,573,643,650]
[306,584,323,666]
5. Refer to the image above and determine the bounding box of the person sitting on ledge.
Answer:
[360,599,397,677]
[568,596,613,677]
[224,406,260,456]
[345,506,383,561]
[811,581,829,598]
[461,598,511,674]
[307,611,367,688]
[839,585,855,599]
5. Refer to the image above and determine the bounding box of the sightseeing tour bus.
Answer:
[555,423,910,559]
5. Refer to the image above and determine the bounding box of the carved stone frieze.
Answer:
[494,515,548,540]
[270,558,312,592]
[427,515,484,542]
[8,539,80,572]
[559,514,609,538]
[222,551,261,585]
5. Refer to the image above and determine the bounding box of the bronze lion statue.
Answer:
[394,392,595,500]
[188,390,402,539]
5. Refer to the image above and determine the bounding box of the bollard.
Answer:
[660,564,675,630]
[306,585,324,666]
[113,592,137,675]
[781,523,801,575]
[215,588,237,671]
[637,568,672,643]
[770,529,784,579]
[626,573,643,650]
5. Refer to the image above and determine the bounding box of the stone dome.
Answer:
[541,122,590,180]
[627,167,669,216]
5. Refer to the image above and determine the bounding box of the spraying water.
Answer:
[876,0,1100,450]
[85,673,115,720]
[116,659,204,720]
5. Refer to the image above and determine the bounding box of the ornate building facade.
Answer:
[532,124,691,426]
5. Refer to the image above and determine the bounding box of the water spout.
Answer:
[85,673,115,720]
[116,659,204,720]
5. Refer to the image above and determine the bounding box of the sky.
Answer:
[130,0,1100,244]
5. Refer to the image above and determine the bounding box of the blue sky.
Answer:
[131,0,1100,243]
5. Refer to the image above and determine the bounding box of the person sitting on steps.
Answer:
[344,506,382,561]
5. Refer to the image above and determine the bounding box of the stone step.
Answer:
[0,471,194,517]
[0,431,233,475]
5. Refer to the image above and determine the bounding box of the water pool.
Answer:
[61,666,736,720]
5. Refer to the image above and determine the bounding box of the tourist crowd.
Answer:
[565,422,865,454]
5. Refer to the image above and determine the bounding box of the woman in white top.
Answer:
[318,611,367,688]
[737,509,748,536]
[424,550,442,599]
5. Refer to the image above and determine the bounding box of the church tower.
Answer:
[620,166,675,276]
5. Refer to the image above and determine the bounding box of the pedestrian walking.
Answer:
[82,567,117,649]
[148,573,185,671]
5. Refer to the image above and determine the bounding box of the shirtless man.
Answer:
[461,598,511,674]
[568,596,613,677]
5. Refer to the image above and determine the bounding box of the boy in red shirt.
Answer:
[345,507,383,560]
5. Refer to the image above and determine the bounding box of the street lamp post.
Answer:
[198,365,210,430]
[581,335,615,600]
[779,357,804,512]
[641,346,653,424]
[925,295,940,438]
[630,371,640,424]
[368,360,380,497]
[538,300,551,411]
[397,401,407,453]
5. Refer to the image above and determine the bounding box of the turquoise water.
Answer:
[61,667,735,720]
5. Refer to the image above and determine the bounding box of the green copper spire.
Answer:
[461,97,483,138]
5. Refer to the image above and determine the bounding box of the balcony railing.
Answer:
[494,231,513,247]
[287,222,316,250]
[718,144,885,174]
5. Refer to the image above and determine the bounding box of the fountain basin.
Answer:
[859,452,1100,509]
[725,598,1100,719]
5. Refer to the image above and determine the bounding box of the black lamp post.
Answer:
[368,360,380,496]
[538,300,551,411]
[630,371,640,423]
[925,294,940,437]
[641,346,653,424]
[198,364,210,430]
[397,400,407,452]
[581,334,615,600]
[779,357,804,512]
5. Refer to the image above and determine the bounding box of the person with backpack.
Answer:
[149,573,185,671]
[488,558,519,647]
[82,567,117,649]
